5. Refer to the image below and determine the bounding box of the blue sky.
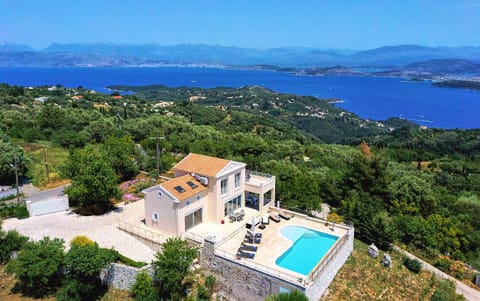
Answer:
[1,0,479,49]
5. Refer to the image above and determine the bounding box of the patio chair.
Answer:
[228,210,236,222]
[261,215,270,225]
[269,212,281,223]
[240,243,258,252]
[278,209,293,220]
[236,248,255,259]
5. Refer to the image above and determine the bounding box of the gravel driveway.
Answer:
[2,199,156,263]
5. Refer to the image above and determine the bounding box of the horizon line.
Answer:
[2,41,480,52]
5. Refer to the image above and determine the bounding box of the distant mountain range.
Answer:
[1,43,480,73]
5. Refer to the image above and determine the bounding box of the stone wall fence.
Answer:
[100,262,154,290]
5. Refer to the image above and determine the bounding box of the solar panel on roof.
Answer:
[186,181,198,189]
[174,185,186,193]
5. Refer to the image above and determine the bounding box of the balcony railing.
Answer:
[245,170,273,181]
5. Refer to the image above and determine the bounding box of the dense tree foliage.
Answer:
[1,84,480,270]
[12,237,65,297]
[0,227,28,263]
[62,145,121,215]
[0,140,27,183]
[57,243,116,301]
[152,237,198,300]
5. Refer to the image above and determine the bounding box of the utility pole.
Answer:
[149,129,165,178]
[14,155,20,204]
[43,147,50,183]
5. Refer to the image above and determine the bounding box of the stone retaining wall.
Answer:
[101,263,153,290]
[201,239,304,301]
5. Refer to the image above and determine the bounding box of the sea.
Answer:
[0,67,479,129]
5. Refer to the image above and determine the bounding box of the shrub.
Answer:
[431,280,465,301]
[69,235,95,247]
[116,252,147,268]
[57,243,116,301]
[152,237,198,299]
[196,285,210,301]
[403,256,422,273]
[204,274,216,294]
[13,237,65,297]
[132,271,157,301]
[0,230,28,263]
[15,206,29,218]
[0,204,23,218]
[265,290,309,301]
[0,193,17,202]
[434,256,452,272]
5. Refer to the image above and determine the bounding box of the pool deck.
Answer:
[187,207,348,284]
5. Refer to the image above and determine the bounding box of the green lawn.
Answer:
[22,142,70,189]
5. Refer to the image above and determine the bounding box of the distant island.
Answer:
[433,79,480,90]
[2,43,480,91]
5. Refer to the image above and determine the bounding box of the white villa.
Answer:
[144,153,276,234]
[141,153,353,301]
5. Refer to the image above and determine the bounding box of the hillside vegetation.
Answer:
[323,240,464,301]
[0,83,479,284]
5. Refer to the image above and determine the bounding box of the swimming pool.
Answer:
[276,225,338,275]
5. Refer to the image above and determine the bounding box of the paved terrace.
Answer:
[189,207,349,287]
[3,200,157,263]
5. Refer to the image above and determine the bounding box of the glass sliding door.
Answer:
[224,195,242,216]
[184,208,203,231]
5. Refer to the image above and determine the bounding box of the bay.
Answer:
[0,67,479,129]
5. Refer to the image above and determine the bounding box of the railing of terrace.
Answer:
[306,233,350,284]
[245,170,274,180]
[117,220,166,244]
[213,248,305,288]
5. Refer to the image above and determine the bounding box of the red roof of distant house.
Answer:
[111,95,123,99]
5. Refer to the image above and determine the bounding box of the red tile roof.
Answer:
[174,153,230,177]
[161,174,207,201]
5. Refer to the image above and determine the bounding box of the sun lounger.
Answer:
[270,212,281,223]
[236,248,255,259]
[244,233,262,244]
[241,243,258,252]
[246,230,262,238]
[261,215,270,225]
[278,209,293,220]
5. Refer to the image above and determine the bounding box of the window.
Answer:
[234,173,241,188]
[157,191,163,198]
[184,208,202,231]
[186,181,198,189]
[221,178,228,195]
[224,195,242,216]
[152,212,159,222]
[174,185,186,193]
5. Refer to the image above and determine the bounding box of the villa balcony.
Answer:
[245,170,275,191]
[244,170,275,211]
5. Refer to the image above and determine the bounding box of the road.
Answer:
[26,185,68,202]
[393,246,480,301]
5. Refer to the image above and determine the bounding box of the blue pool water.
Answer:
[276,226,338,276]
